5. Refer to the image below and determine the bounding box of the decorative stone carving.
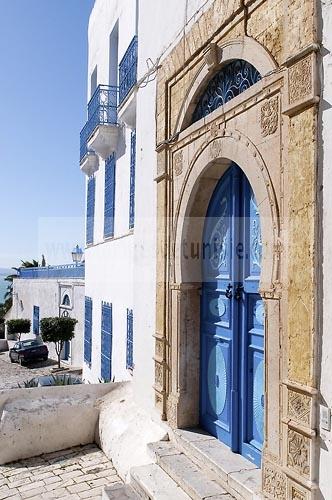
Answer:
[209,121,219,137]
[203,42,221,70]
[155,393,163,405]
[155,338,164,358]
[173,150,183,176]
[263,462,286,499]
[292,488,306,500]
[166,396,178,427]
[287,429,310,477]
[288,56,312,104]
[155,362,164,388]
[288,390,311,425]
[209,139,223,159]
[287,479,309,500]
[261,96,279,137]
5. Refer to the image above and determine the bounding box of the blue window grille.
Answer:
[33,306,40,335]
[119,36,138,105]
[84,297,93,364]
[129,129,136,229]
[80,85,118,161]
[126,308,134,370]
[104,154,116,238]
[86,176,96,245]
[192,59,261,124]
[101,302,113,381]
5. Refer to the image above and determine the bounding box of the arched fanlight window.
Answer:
[192,59,261,124]
[62,294,71,307]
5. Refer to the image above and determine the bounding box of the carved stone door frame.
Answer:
[154,17,320,499]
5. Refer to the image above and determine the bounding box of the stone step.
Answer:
[130,463,191,500]
[103,482,140,499]
[148,441,233,500]
[170,428,262,500]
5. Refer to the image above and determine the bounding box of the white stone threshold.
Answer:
[170,428,262,500]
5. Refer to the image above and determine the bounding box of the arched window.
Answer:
[62,294,71,307]
[192,59,261,124]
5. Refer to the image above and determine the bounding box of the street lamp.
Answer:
[71,245,83,265]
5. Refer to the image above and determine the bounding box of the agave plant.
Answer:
[18,378,39,388]
[50,374,80,385]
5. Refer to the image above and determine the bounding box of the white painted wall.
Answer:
[83,0,215,408]
[320,1,332,496]
[0,383,114,465]
[82,0,137,384]
[11,278,84,367]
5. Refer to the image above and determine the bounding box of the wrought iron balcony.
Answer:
[80,85,118,163]
[119,36,138,105]
[18,264,85,279]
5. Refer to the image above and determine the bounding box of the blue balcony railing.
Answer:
[18,264,85,279]
[80,85,118,161]
[119,36,138,105]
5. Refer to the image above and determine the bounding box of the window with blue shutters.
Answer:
[129,130,136,229]
[101,302,113,381]
[104,154,116,238]
[126,308,134,370]
[33,306,40,335]
[84,297,93,364]
[86,177,96,245]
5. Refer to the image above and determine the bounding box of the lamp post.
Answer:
[71,245,83,266]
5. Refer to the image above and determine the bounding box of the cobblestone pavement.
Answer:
[0,348,82,390]
[0,350,58,390]
[0,444,121,499]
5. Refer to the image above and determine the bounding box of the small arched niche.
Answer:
[62,294,71,307]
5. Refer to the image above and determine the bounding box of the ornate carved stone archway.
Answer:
[154,3,319,496]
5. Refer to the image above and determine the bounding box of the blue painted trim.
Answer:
[80,85,118,161]
[86,176,96,245]
[84,297,93,365]
[33,306,40,335]
[126,308,134,370]
[119,36,138,105]
[104,154,116,238]
[101,302,113,381]
[129,130,136,229]
[18,264,85,279]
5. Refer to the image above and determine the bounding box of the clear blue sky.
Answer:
[0,0,94,269]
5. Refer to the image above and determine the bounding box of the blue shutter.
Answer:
[101,302,113,381]
[126,308,134,370]
[33,306,40,335]
[84,297,93,364]
[86,177,96,245]
[104,154,116,238]
[129,130,136,229]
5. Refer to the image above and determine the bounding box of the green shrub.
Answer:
[7,319,31,341]
[40,317,77,368]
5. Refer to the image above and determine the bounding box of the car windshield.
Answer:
[20,339,42,348]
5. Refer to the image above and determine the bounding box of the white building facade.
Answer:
[10,265,85,367]
[81,1,332,498]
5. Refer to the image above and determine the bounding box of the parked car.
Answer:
[9,338,48,365]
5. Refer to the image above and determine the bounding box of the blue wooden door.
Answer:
[200,164,264,467]
[33,306,40,335]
